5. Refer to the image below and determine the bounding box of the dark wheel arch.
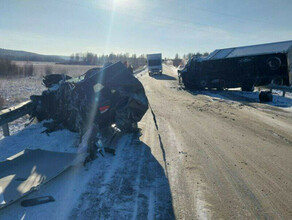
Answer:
[241,80,255,92]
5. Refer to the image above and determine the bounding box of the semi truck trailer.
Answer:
[179,40,292,91]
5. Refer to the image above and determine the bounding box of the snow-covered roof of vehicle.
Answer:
[206,40,292,60]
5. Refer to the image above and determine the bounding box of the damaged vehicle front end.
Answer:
[30,62,149,162]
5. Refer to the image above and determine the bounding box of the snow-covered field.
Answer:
[0,77,44,108]
[0,76,45,139]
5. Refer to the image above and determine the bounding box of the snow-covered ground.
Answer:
[0,77,44,108]
[0,122,79,162]
[0,76,45,139]
[0,66,173,219]
[197,89,292,113]
[2,64,292,219]
[0,128,172,219]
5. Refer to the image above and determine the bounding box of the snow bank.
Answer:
[200,89,292,112]
[0,122,78,162]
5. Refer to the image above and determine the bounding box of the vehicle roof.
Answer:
[147,53,162,56]
[206,40,292,60]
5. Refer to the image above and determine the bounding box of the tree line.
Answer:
[0,52,210,77]
[172,52,209,67]
[68,52,210,69]
[68,53,148,70]
[175,52,210,60]
[0,59,34,78]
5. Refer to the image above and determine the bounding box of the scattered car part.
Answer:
[0,149,77,210]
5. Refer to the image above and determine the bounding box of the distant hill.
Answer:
[0,48,68,62]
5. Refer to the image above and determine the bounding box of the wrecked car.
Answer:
[30,62,148,161]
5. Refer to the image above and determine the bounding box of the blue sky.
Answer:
[0,0,291,58]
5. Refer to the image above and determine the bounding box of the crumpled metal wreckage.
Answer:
[30,62,148,162]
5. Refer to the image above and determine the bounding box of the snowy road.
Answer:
[1,64,292,219]
[138,65,292,219]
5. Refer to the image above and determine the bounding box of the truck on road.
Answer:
[179,40,292,91]
[147,53,162,76]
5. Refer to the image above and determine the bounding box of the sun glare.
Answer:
[113,0,134,10]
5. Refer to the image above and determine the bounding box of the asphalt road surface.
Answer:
[137,65,292,219]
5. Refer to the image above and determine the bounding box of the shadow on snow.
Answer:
[0,125,175,219]
[70,134,175,220]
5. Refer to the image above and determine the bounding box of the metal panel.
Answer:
[205,50,219,60]
[0,101,34,126]
[0,149,77,209]
[211,48,235,59]
[227,41,292,58]
[208,40,292,60]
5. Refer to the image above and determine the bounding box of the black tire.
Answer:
[200,79,208,88]
[192,79,208,90]
[267,57,281,70]
[259,91,273,102]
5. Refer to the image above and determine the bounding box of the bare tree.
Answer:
[75,53,80,62]
[24,62,34,77]
[70,54,75,63]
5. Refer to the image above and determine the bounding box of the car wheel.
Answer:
[267,57,281,70]
[259,91,273,102]
[198,79,208,90]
